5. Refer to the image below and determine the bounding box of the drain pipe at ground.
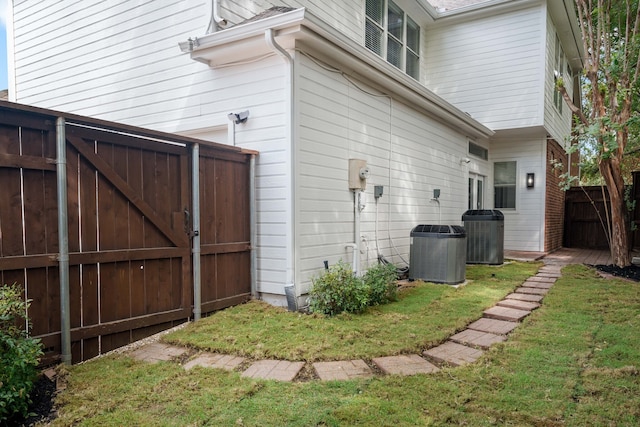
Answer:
[56,117,71,365]
[192,143,202,320]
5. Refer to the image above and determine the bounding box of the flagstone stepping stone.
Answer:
[497,299,540,311]
[450,329,506,349]
[241,360,304,381]
[467,317,519,335]
[423,341,484,367]
[313,360,373,381]
[372,354,439,375]
[516,286,549,295]
[184,353,245,371]
[506,292,544,302]
[483,306,530,322]
[528,275,557,283]
[522,280,554,289]
[130,343,188,363]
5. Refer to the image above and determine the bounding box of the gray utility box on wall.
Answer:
[409,225,466,285]
[462,209,504,265]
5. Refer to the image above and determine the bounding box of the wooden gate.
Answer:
[0,102,253,363]
[563,186,611,249]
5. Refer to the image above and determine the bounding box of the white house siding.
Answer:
[424,4,546,131]
[11,0,297,300]
[220,0,362,44]
[543,12,574,145]
[490,135,546,252]
[296,53,473,290]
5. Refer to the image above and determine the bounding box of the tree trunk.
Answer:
[600,159,631,266]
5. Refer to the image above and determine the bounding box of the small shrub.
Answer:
[308,261,369,316]
[308,261,399,316]
[0,283,43,422]
[363,262,398,305]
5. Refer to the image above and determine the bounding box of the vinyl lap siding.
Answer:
[220,0,362,43]
[544,13,574,144]
[425,5,545,130]
[297,55,470,289]
[490,137,546,252]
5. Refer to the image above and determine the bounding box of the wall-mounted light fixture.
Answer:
[227,110,249,124]
[526,173,535,188]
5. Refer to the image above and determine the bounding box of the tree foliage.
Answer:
[558,0,640,266]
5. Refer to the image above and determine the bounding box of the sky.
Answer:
[1,0,8,91]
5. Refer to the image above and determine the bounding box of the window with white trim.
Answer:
[365,0,420,79]
[553,34,566,114]
[494,161,516,209]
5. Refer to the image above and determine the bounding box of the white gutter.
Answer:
[264,28,297,299]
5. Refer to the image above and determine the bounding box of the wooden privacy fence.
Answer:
[0,102,255,364]
[563,186,612,249]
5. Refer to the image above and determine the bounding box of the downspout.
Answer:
[56,117,71,365]
[250,154,257,298]
[206,0,227,34]
[265,28,296,304]
[192,143,202,320]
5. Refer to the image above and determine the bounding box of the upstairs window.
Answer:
[365,0,420,79]
[553,34,566,114]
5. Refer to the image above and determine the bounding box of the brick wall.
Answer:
[545,139,567,252]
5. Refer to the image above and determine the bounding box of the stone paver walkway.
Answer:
[128,254,567,381]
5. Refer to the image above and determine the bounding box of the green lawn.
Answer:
[50,263,640,426]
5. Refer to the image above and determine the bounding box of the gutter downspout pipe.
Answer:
[192,143,202,321]
[56,117,71,365]
[265,28,297,308]
[207,0,227,34]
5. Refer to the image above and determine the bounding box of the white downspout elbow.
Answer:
[207,0,227,33]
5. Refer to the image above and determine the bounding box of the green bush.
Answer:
[363,262,398,305]
[0,283,43,422]
[308,261,398,316]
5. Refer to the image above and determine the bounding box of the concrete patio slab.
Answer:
[483,306,530,322]
[241,360,305,381]
[450,329,506,349]
[423,341,484,367]
[130,343,188,363]
[506,292,544,302]
[467,317,519,335]
[372,354,440,376]
[313,360,373,381]
[183,353,245,371]
[516,286,550,295]
[497,299,540,311]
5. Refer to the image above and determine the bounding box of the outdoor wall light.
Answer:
[526,173,535,188]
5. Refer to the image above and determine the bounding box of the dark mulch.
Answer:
[2,374,57,427]
[593,264,640,281]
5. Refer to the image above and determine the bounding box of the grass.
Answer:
[49,262,640,426]
[163,262,538,361]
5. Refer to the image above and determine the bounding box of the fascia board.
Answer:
[188,8,494,140]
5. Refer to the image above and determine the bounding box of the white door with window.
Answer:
[468,174,485,210]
